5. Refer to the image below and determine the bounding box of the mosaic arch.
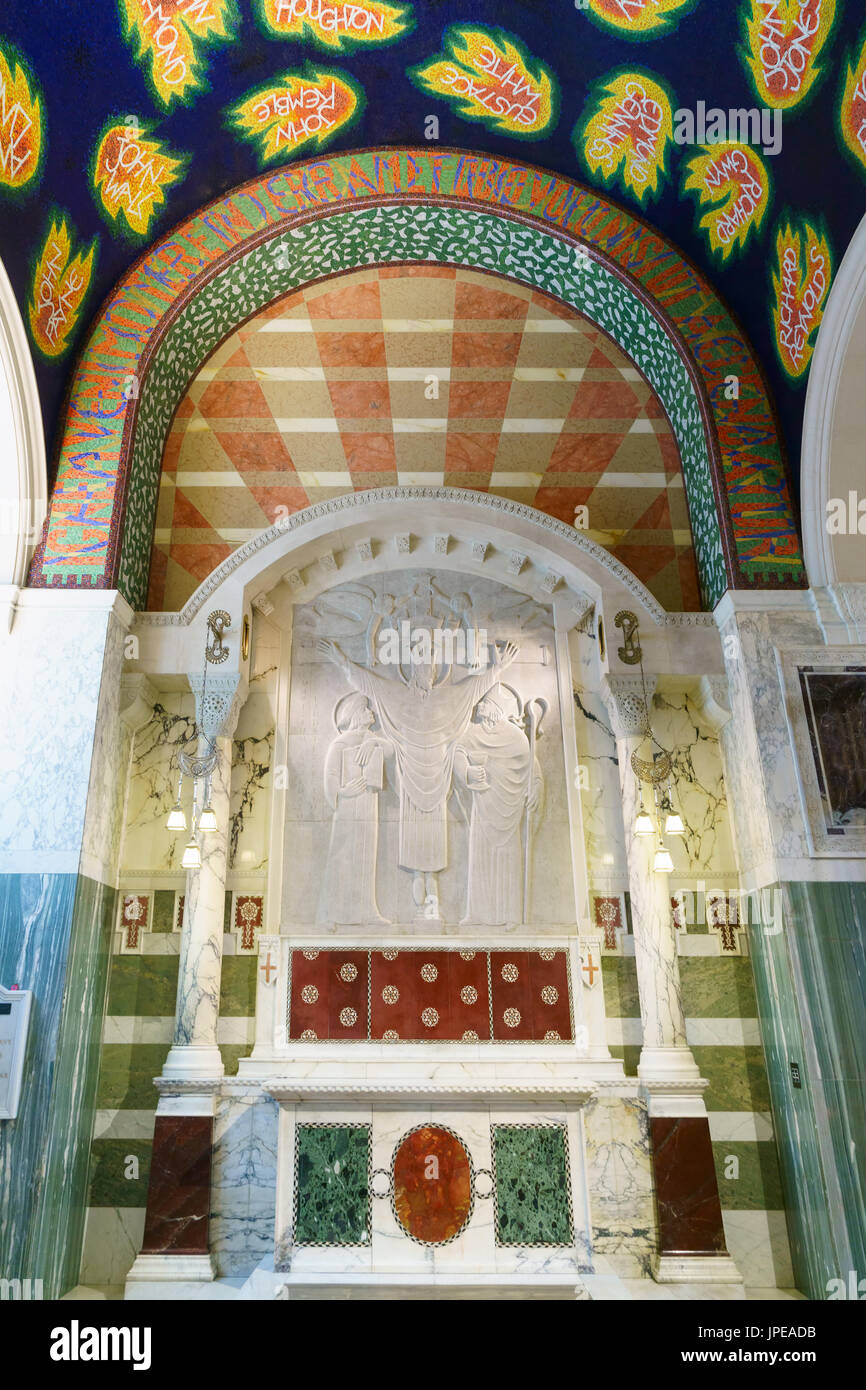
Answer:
[28,148,806,611]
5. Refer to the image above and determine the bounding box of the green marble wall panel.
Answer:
[749,882,866,1299]
[150,891,176,933]
[679,958,758,1018]
[608,1045,641,1077]
[220,957,257,1016]
[601,956,640,1018]
[294,1125,370,1246]
[692,1046,771,1112]
[712,1142,784,1211]
[746,895,839,1299]
[103,950,255,1017]
[492,1126,573,1246]
[786,882,866,1283]
[219,1044,252,1077]
[107,956,178,1015]
[89,1139,152,1207]
[96,1043,170,1110]
[0,874,115,1299]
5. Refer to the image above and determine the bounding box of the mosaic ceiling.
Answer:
[148,266,698,611]
[0,1,865,505]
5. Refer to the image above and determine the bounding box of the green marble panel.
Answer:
[95,1043,170,1110]
[693,1046,771,1112]
[493,1126,573,1246]
[295,1125,370,1246]
[746,901,832,1298]
[713,1141,784,1211]
[89,1139,152,1207]
[0,874,116,1298]
[220,956,257,1015]
[219,1043,252,1076]
[151,890,176,933]
[602,956,640,1018]
[785,882,866,1284]
[608,1045,640,1077]
[680,957,758,1019]
[107,955,179,1016]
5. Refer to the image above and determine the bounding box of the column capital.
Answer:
[189,671,248,744]
[119,673,157,733]
[694,675,732,734]
[601,674,656,740]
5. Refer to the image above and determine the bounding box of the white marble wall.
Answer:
[0,594,129,876]
[120,691,274,885]
[572,628,738,902]
[718,602,822,880]
[570,627,628,891]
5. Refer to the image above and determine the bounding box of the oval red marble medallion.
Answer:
[392,1126,473,1244]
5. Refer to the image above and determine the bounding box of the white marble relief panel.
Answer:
[283,571,574,930]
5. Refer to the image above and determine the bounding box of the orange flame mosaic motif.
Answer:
[258,0,412,49]
[840,32,866,176]
[411,28,556,139]
[772,218,832,380]
[92,123,185,237]
[585,0,695,36]
[683,143,771,263]
[230,67,361,163]
[579,71,673,204]
[28,217,96,358]
[0,42,42,190]
[741,0,836,110]
[120,0,237,107]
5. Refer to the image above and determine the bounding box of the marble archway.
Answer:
[28,148,804,611]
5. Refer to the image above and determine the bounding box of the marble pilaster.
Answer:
[601,675,739,1283]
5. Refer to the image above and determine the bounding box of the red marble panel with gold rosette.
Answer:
[490,950,572,1041]
[289,949,368,1040]
[370,949,490,1042]
[392,1126,473,1244]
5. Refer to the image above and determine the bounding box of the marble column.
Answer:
[163,673,246,1080]
[128,672,246,1289]
[602,675,740,1283]
[602,676,695,1083]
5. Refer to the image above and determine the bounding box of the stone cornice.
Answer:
[133,489,665,626]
